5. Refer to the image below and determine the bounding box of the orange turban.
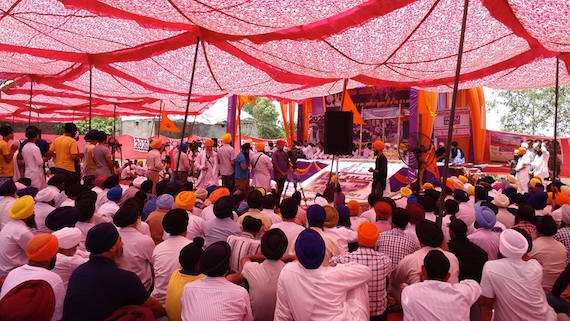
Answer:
[357,222,379,247]
[175,191,196,210]
[150,137,163,149]
[26,234,58,262]
[374,201,392,220]
[276,140,286,148]
[209,187,230,204]
[519,147,527,155]
[347,200,360,217]
[446,178,456,191]
[204,139,214,148]
[255,142,265,152]
[556,192,570,206]
[373,140,385,151]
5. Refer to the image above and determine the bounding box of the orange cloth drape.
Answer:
[289,101,296,142]
[466,87,487,164]
[280,101,292,147]
[302,99,312,143]
[417,90,440,183]
[342,90,364,125]
[235,96,255,152]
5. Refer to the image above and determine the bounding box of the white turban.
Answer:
[520,142,529,149]
[53,227,82,249]
[35,187,60,203]
[499,229,528,259]
[314,196,329,207]
[132,176,147,189]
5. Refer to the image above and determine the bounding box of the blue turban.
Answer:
[86,223,119,255]
[475,206,496,229]
[107,186,123,202]
[0,178,16,196]
[307,204,326,228]
[179,143,188,153]
[528,191,547,210]
[336,205,351,228]
[407,194,418,204]
[206,185,217,196]
[156,194,174,210]
[17,187,39,198]
[295,229,325,269]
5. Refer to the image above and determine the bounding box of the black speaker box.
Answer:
[324,111,353,155]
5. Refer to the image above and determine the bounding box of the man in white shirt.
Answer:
[114,200,156,291]
[251,142,273,192]
[227,216,263,272]
[480,229,557,321]
[306,204,341,266]
[181,241,253,321]
[238,190,273,230]
[402,250,481,321]
[34,187,59,234]
[52,227,88,290]
[0,178,17,229]
[468,205,501,260]
[274,229,372,321]
[0,233,65,321]
[261,193,283,224]
[152,209,191,305]
[196,139,218,189]
[95,186,122,223]
[0,195,35,277]
[218,133,236,192]
[175,191,205,240]
[271,197,305,255]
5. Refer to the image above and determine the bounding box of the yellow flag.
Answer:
[159,111,180,133]
[342,90,364,125]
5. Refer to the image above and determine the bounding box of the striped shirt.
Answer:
[227,233,261,272]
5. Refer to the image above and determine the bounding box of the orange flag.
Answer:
[238,96,256,109]
[342,90,364,125]
[159,111,180,133]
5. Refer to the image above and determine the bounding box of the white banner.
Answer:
[433,107,470,137]
[133,137,149,152]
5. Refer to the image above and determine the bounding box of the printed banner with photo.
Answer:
[433,107,471,138]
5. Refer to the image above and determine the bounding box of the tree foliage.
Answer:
[242,98,285,139]
[487,86,569,136]
[56,117,118,135]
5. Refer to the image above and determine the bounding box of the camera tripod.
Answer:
[284,169,308,207]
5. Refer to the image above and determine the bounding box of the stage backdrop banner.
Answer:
[433,107,470,137]
[362,107,400,120]
[133,137,150,152]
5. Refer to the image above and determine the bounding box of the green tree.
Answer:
[487,86,569,136]
[56,117,118,135]
[242,98,285,139]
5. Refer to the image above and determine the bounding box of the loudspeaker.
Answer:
[324,111,353,155]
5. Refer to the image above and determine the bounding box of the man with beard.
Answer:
[63,223,165,320]
[369,140,387,196]
[0,195,36,277]
[0,233,65,320]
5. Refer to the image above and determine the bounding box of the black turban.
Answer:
[86,223,119,255]
[45,207,80,231]
[261,228,288,260]
[200,241,231,277]
[162,209,188,235]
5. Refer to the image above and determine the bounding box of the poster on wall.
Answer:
[433,108,471,137]
[133,137,150,152]
[487,131,564,163]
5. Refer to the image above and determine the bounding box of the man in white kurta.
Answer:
[274,229,371,321]
[196,139,218,189]
[21,130,46,190]
[531,143,550,182]
[0,196,35,277]
[516,146,531,193]
[251,142,273,192]
[52,227,88,290]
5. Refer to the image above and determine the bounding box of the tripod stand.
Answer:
[284,169,308,207]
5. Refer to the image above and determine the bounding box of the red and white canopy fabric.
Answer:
[0,0,568,121]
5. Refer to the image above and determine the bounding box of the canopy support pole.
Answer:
[175,37,200,181]
[112,104,117,163]
[238,102,242,147]
[157,100,163,136]
[28,81,32,126]
[437,0,469,228]
[89,65,92,129]
[358,124,363,157]
[553,56,560,202]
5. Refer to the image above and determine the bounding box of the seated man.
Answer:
[402,250,481,321]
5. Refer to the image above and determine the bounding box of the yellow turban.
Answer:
[209,187,230,204]
[357,222,379,247]
[26,234,58,262]
[10,195,34,220]
[323,206,339,228]
[467,185,475,196]
[514,149,520,155]
[529,177,542,188]
[255,142,265,152]
[422,182,434,190]
[204,139,214,148]
[373,140,385,151]
[400,187,412,198]
[451,178,464,190]
[512,183,518,190]
[175,191,196,210]
[221,133,232,144]
[506,174,516,184]
[458,175,468,184]
[150,138,163,149]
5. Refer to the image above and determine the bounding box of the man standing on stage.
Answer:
[196,139,218,189]
[47,123,83,186]
[272,140,290,206]
[218,133,235,193]
[369,140,387,196]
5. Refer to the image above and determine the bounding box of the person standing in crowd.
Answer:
[172,143,190,183]
[82,130,98,186]
[516,145,531,194]
[0,233,65,321]
[531,142,550,182]
[450,141,465,164]
[47,123,82,185]
[0,125,17,180]
[274,229,372,320]
[0,196,35,277]
[401,250,481,321]
[21,126,46,190]
[235,142,251,195]
[369,140,387,196]
[92,131,113,178]
[63,223,165,320]
[509,148,520,175]
[272,140,289,205]
[218,133,235,193]
[196,139,218,189]
[146,137,164,195]
[181,241,253,321]
[252,141,273,192]
[480,229,557,321]
[330,222,392,320]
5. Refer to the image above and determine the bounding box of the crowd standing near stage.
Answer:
[0,123,569,321]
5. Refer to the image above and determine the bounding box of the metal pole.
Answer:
[358,124,363,157]
[436,0,469,228]
[112,104,116,163]
[175,37,200,178]
[340,78,349,108]
[157,100,163,137]
[89,65,92,129]
[28,81,33,126]
[552,56,560,202]
[238,103,242,146]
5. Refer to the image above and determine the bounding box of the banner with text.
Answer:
[433,107,470,137]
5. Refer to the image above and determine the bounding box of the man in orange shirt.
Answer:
[47,123,83,186]
[0,125,18,179]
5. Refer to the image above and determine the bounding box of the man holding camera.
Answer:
[272,140,290,206]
